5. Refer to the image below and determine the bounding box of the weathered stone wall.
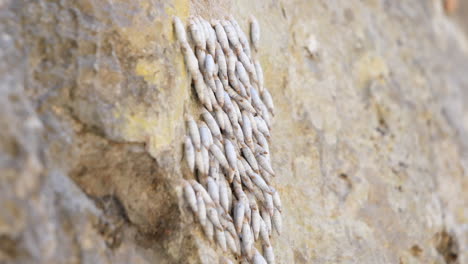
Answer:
[0,0,467,263]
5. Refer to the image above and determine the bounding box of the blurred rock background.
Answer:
[0,0,467,263]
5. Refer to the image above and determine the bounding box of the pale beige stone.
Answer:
[0,0,467,263]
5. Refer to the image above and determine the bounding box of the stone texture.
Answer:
[0,0,467,263]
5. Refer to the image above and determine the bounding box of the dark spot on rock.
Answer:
[281,4,287,19]
[376,116,389,136]
[332,173,353,202]
[397,38,403,46]
[1,137,21,158]
[96,195,129,222]
[92,195,128,249]
[8,94,20,102]
[398,162,408,168]
[410,244,423,257]
[434,230,459,264]
[0,235,28,260]
[344,8,354,22]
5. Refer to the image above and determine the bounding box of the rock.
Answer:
[0,0,467,263]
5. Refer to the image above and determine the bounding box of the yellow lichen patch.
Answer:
[355,53,389,89]
[114,103,181,156]
[165,0,190,43]
[118,22,163,51]
[146,126,174,158]
[135,59,164,85]
[166,0,189,18]
[118,108,158,142]
[163,0,190,43]
[457,207,468,223]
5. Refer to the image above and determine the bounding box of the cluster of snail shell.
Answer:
[174,15,281,264]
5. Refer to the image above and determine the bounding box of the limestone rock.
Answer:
[0,0,467,263]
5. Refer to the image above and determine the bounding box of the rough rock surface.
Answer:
[0,0,467,263]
